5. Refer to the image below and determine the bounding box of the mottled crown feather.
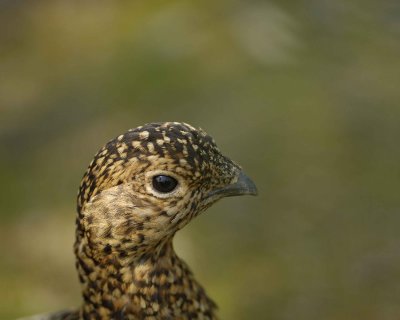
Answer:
[77,122,238,215]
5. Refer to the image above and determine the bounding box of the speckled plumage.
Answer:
[23,122,257,320]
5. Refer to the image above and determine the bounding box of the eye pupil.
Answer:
[152,175,178,193]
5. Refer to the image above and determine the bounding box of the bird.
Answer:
[21,122,257,320]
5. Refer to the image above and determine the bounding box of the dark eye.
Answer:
[152,175,178,193]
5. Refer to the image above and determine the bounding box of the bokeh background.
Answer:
[1,1,400,319]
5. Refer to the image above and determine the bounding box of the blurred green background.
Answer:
[1,1,400,319]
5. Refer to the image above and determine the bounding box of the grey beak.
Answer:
[208,171,258,198]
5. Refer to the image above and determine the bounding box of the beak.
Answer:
[207,171,258,199]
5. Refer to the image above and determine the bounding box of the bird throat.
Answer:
[75,232,217,319]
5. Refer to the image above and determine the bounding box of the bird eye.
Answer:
[152,175,178,193]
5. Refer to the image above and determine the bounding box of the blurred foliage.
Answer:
[1,1,400,319]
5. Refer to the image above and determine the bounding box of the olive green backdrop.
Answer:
[1,1,399,319]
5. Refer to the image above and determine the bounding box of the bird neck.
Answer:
[75,233,217,319]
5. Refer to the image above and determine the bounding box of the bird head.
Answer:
[76,122,257,260]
